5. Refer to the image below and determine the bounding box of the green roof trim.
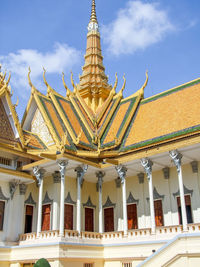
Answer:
[54,95,96,150]
[120,124,200,152]
[101,97,137,148]
[23,130,47,150]
[142,78,200,105]
[38,95,67,141]
[98,98,117,133]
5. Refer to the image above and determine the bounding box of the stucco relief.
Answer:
[31,109,54,146]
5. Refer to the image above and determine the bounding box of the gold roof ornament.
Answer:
[118,74,126,99]
[90,0,98,24]
[78,0,112,112]
[71,71,77,94]
[62,72,71,98]
[43,67,54,96]
[28,67,38,94]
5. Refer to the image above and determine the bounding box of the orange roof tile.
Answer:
[23,131,47,150]
[123,80,200,149]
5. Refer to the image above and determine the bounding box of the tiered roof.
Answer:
[11,1,200,165]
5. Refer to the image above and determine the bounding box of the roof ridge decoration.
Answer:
[0,66,25,148]
[62,72,72,99]
[43,67,56,97]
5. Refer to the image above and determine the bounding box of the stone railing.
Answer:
[19,223,200,245]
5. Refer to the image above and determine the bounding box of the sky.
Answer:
[0,0,200,119]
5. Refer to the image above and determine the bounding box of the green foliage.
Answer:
[34,258,51,267]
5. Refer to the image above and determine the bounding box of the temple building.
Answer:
[1,1,200,266]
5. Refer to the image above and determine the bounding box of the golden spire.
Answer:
[90,0,98,24]
[78,0,112,112]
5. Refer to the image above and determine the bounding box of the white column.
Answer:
[75,165,88,234]
[137,173,146,228]
[52,172,61,230]
[116,165,128,236]
[58,161,68,236]
[96,171,105,233]
[18,184,28,235]
[6,181,19,241]
[170,150,187,231]
[33,167,45,237]
[141,158,156,234]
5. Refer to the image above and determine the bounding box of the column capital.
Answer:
[115,165,127,184]
[75,165,88,186]
[33,166,46,186]
[19,183,28,195]
[137,172,144,184]
[52,171,61,183]
[96,171,105,192]
[162,167,170,179]
[191,161,198,173]
[141,158,153,180]
[9,181,19,199]
[58,160,68,181]
[169,150,182,172]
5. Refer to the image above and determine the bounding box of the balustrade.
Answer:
[19,223,200,245]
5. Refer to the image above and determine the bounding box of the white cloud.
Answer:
[102,1,174,56]
[0,42,81,92]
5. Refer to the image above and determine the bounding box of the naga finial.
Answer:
[13,96,19,108]
[43,67,49,87]
[62,72,71,98]
[28,67,32,88]
[110,73,118,96]
[118,74,126,98]
[71,71,77,93]
[136,70,149,98]
[0,72,11,92]
[28,67,38,93]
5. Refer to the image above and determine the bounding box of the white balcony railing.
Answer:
[19,223,200,245]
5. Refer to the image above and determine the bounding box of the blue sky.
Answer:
[0,0,200,119]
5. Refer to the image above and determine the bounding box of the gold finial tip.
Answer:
[90,0,98,23]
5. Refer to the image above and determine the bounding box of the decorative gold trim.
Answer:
[62,72,71,99]
[71,71,77,93]
[48,89,77,144]
[0,167,35,180]
[126,70,148,100]
[117,74,126,99]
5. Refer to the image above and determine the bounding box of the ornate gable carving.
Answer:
[0,99,16,143]
[31,108,54,146]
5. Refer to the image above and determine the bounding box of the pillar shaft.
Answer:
[58,161,68,236]
[116,165,128,235]
[76,177,81,233]
[170,150,187,231]
[141,158,156,234]
[33,167,45,237]
[148,172,155,234]
[37,179,43,236]
[96,171,104,233]
[122,178,128,234]
[75,165,88,234]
